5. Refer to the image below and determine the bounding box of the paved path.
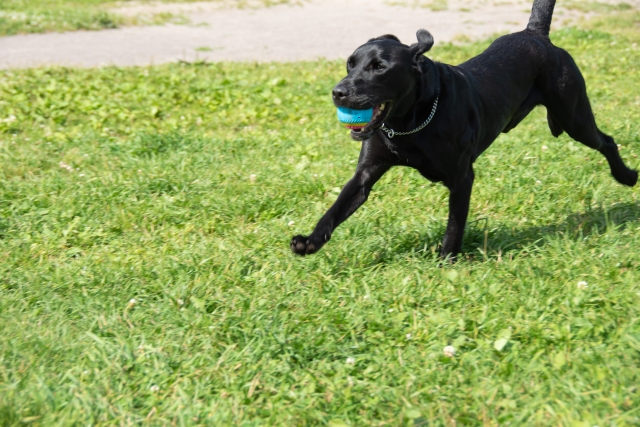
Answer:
[0,0,636,68]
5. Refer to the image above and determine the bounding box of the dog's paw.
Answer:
[290,234,322,256]
[438,248,458,264]
[622,168,638,187]
[610,165,638,187]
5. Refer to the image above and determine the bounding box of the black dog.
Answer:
[291,0,637,260]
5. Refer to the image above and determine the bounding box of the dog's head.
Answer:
[333,29,435,141]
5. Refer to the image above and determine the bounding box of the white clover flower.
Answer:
[249,174,257,182]
[346,357,355,365]
[288,221,295,227]
[541,145,548,151]
[443,345,456,358]
[577,281,588,290]
[177,299,184,306]
[535,180,542,185]
[406,333,413,340]
[128,298,137,306]
[150,384,160,392]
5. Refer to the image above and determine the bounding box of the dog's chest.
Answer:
[384,137,448,182]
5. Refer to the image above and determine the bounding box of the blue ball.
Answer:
[336,106,373,126]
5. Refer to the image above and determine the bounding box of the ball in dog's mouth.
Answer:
[337,103,391,140]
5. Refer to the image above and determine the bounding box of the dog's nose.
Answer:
[332,85,349,101]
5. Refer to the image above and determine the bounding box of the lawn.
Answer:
[1,0,132,35]
[0,0,294,36]
[0,11,639,427]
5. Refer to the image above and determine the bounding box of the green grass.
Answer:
[385,0,448,11]
[0,0,298,36]
[564,1,633,14]
[0,0,121,35]
[1,12,640,427]
[0,0,176,35]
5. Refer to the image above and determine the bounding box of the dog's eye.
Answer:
[367,61,384,71]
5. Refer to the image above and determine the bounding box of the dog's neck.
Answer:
[384,58,441,134]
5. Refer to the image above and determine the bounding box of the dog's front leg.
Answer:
[291,161,390,256]
[440,166,475,261]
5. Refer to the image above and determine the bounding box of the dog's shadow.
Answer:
[375,202,640,264]
[466,201,640,260]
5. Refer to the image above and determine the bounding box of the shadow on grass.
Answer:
[464,201,640,259]
[0,402,20,426]
[354,202,640,267]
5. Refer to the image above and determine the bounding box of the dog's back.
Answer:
[466,0,636,185]
[454,0,574,153]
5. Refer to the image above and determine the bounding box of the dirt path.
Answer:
[0,0,636,68]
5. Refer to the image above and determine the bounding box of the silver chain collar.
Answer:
[380,93,439,139]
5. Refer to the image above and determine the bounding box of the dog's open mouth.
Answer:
[346,102,391,140]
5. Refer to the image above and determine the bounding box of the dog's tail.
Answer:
[526,0,556,37]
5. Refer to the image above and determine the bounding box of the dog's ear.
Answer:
[368,34,401,43]
[410,29,434,63]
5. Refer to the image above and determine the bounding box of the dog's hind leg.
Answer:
[546,98,637,186]
[502,88,544,134]
[542,53,638,186]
